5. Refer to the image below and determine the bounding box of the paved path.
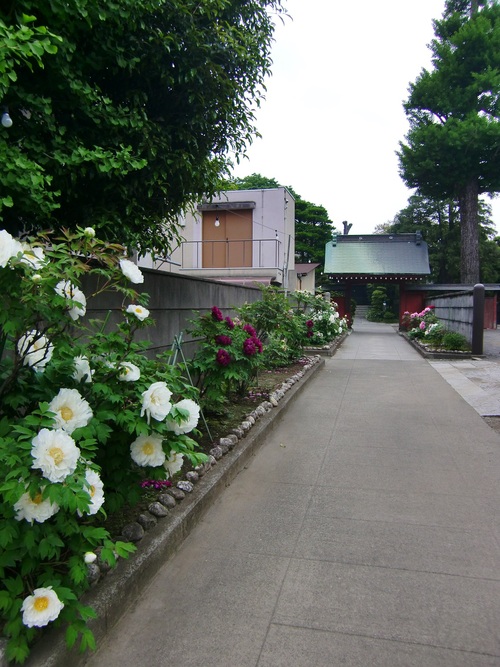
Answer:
[85,320,500,667]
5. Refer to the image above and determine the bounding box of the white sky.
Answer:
[231,0,500,235]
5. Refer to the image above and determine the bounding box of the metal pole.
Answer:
[472,283,485,355]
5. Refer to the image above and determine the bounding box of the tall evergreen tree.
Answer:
[398,0,500,283]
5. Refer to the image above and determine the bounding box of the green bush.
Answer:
[188,306,265,411]
[0,227,207,663]
[441,331,470,351]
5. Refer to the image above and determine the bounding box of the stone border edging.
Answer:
[303,330,349,357]
[21,357,326,667]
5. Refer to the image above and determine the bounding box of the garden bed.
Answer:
[16,356,325,667]
[399,331,474,359]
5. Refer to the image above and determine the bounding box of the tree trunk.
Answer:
[459,178,480,284]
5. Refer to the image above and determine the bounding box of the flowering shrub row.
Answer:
[189,288,348,412]
[402,306,470,351]
[0,228,207,663]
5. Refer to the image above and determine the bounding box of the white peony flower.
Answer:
[84,552,97,564]
[20,244,46,270]
[130,434,166,467]
[79,468,105,516]
[21,587,64,628]
[17,330,54,371]
[126,304,150,321]
[164,451,184,478]
[118,362,141,382]
[83,227,95,237]
[32,273,42,283]
[14,490,59,524]
[0,229,22,267]
[141,381,172,423]
[119,258,144,284]
[72,356,93,383]
[48,388,93,434]
[54,280,86,320]
[165,399,200,435]
[31,428,80,483]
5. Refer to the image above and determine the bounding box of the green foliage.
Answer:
[237,286,306,366]
[398,2,500,283]
[188,306,265,411]
[291,290,348,346]
[1,1,286,255]
[441,331,470,350]
[366,285,399,322]
[0,226,207,661]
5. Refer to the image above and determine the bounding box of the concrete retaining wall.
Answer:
[82,269,262,359]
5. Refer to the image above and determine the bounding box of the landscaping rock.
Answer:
[148,501,169,517]
[137,512,157,531]
[158,493,177,509]
[87,563,101,586]
[230,427,244,438]
[186,470,199,483]
[177,480,194,493]
[122,522,145,542]
[210,445,224,459]
[168,487,186,501]
[220,436,237,450]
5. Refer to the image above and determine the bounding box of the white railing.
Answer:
[181,238,280,270]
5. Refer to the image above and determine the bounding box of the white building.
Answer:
[140,187,295,288]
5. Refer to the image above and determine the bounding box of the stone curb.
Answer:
[302,330,349,357]
[18,357,326,667]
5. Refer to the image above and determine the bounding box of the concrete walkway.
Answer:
[85,320,500,667]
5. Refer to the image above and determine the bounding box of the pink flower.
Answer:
[243,337,257,356]
[243,323,257,337]
[215,334,232,346]
[216,349,231,366]
[211,306,223,321]
[419,321,426,330]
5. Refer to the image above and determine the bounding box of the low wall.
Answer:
[82,270,261,358]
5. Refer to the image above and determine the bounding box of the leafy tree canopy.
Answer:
[398,0,500,283]
[224,173,336,267]
[378,195,500,283]
[0,0,285,255]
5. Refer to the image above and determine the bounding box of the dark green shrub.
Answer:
[441,331,470,351]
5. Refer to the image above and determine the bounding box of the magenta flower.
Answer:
[216,349,231,366]
[225,316,235,330]
[306,319,314,328]
[211,306,223,321]
[307,330,314,338]
[243,337,257,356]
[419,321,426,330]
[215,334,232,346]
[253,336,263,353]
[243,323,257,337]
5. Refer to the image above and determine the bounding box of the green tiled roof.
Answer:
[324,233,430,276]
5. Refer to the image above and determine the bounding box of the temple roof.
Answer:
[324,233,431,278]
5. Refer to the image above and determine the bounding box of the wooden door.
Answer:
[202,209,252,268]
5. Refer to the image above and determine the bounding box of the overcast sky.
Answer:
[231,0,500,235]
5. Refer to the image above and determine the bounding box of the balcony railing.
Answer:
[180,238,280,270]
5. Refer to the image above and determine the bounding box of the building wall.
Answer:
[139,188,295,287]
